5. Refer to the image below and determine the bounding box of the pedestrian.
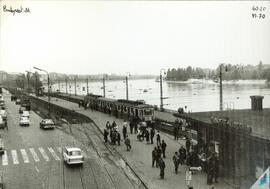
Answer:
[122,124,127,140]
[111,129,117,145]
[116,131,121,146]
[207,153,215,185]
[129,120,134,134]
[152,147,158,167]
[124,135,131,151]
[186,169,192,188]
[112,121,117,128]
[186,137,191,154]
[159,157,165,179]
[104,128,109,143]
[106,121,111,130]
[145,129,150,144]
[174,119,179,140]
[179,146,187,165]
[172,152,180,174]
[134,122,138,134]
[161,140,167,158]
[213,153,219,183]
[156,146,162,167]
[156,131,161,146]
[150,128,155,144]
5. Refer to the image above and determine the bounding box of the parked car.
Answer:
[40,119,55,129]
[19,116,30,126]
[19,107,26,114]
[15,99,20,105]
[22,111,30,118]
[0,110,7,121]
[0,116,6,129]
[63,146,84,165]
[0,138,4,156]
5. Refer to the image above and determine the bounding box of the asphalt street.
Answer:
[0,92,143,189]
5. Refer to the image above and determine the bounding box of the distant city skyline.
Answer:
[1,1,269,75]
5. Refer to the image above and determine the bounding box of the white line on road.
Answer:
[48,147,60,161]
[11,150,19,164]
[2,151,8,166]
[29,148,40,162]
[20,149,30,163]
[38,147,50,161]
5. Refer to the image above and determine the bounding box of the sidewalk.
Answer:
[46,97,233,189]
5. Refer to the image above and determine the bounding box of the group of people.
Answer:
[103,120,131,151]
[103,118,219,188]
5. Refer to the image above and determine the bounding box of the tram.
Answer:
[83,94,154,122]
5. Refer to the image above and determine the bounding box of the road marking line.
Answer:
[2,151,8,166]
[38,147,50,161]
[20,149,30,163]
[48,147,60,161]
[29,148,40,162]
[11,150,19,164]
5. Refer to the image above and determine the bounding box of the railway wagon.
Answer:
[83,94,154,122]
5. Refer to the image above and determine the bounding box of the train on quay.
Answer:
[51,93,155,123]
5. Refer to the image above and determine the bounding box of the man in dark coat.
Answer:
[156,146,162,167]
[161,140,167,158]
[145,129,150,144]
[172,152,180,174]
[152,147,158,167]
[104,128,109,143]
[156,131,161,146]
[213,153,219,183]
[179,146,187,165]
[150,128,155,144]
[124,135,131,151]
[122,124,127,139]
[159,158,165,179]
[116,131,121,146]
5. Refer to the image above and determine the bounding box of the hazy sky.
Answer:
[0,1,269,75]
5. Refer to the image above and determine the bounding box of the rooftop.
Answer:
[185,109,270,139]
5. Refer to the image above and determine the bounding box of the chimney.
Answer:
[250,96,264,111]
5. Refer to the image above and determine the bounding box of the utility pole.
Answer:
[160,68,166,111]
[126,73,130,100]
[86,78,89,95]
[103,75,106,97]
[65,78,68,94]
[219,65,223,111]
[74,77,77,96]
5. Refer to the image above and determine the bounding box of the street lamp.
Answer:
[218,64,228,111]
[160,68,166,111]
[33,66,50,117]
[102,74,108,97]
[126,72,131,100]
[86,77,89,95]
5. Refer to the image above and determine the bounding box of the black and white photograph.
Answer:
[0,0,270,188]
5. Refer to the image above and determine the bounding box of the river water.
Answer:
[51,79,270,112]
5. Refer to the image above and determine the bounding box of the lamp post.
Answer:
[86,78,89,95]
[160,68,166,111]
[102,74,107,97]
[219,64,228,111]
[33,66,50,117]
[126,73,131,100]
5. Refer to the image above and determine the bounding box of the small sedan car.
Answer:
[19,116,30,126]
[63,146,84,165]
[40,119,55,129]
[22,111,30,118]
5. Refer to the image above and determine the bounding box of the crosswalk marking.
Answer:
[20,149,30,163]
[38,147,50,161]
[48,147,60,161]
[29,148,40,162]
[11,150,19,164]
[2,151,8,166]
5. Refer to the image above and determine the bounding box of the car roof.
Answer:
[64,146,81,152]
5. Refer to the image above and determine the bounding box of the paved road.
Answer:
[39,96,235,189]
[0,92,144,189]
